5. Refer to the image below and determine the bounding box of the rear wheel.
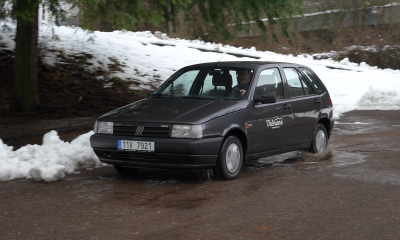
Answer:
[114,165,140,175]
[310,124,328,153]
[215,136,243,180]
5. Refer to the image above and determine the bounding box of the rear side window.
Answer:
[255,68,285,100]
[299,75,315,95]
[283,68,305,98]
[299,67,325,94]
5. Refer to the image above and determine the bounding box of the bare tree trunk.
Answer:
[14,0,40,111]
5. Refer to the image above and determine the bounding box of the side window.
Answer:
[299,67,325,94]
[255,68,285,100]
[283,68,304,98]
[299,75,315,95]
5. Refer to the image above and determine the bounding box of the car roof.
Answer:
[184,61,308,69]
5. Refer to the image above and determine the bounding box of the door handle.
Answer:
[314,98,321,104]
[283,103,291,110]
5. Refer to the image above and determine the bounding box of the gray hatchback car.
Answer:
[90,61,334,180]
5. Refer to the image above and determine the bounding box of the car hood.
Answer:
[99,97,249,124]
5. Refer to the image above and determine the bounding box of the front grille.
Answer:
[113,123,171,137]
[119,151,159,162]
[142,126,170,137]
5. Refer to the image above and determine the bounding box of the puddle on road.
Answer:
[331,151,366,166]
[334,168,400,185]
[245,145,335,171]
[123,168,218,187]
[245,151,301,171]
[334,118,395,135]
[145,179,181,186]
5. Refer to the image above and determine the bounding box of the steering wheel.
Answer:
[224,89,232,97]
[225,88,242,98]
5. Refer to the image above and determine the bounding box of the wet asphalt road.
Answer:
[1,110,400,240]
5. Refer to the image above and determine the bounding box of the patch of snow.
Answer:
[103,82,113,88]
[357,87,400,110]
[0,131,106,182]
[335,122,372,125]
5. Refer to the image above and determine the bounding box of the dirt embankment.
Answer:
[0,49,153,124]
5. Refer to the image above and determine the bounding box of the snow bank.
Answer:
[357,87,400,110]
[0,131,106,182]
[2,20,400,116]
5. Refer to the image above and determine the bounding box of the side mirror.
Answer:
[146,92,153,98]
[255,94,276,104]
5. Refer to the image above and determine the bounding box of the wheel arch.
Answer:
[317,117,331,138]
[222,128,248,155]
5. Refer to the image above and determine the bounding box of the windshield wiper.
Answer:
[151,93,180,98]
[181,95,216,100]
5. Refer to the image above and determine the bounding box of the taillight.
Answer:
[329,98,333,118]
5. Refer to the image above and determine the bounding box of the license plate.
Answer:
[118,140,155,152]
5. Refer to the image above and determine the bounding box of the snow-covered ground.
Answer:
[1,19,400,182]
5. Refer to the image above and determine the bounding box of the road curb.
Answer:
[1,125,94,141]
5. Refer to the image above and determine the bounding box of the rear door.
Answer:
[248,67,293,153]
[282,67,321,146]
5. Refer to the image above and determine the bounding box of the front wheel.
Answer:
[310,124,328,153]
[215,136,243,180]
[114,165,140,175]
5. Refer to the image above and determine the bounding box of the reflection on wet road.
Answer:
[1,110,400,239]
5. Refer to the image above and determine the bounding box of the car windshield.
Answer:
[153,68,254,100]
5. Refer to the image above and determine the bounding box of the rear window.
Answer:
[299,67,325,94]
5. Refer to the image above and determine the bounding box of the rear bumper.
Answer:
[90,134,224,169]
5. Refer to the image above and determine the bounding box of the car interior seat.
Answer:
[209,70,233,97]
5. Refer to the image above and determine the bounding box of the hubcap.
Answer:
[225,143,240,173]
[316,130,327,153]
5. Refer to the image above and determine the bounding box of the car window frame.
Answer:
[298,67,327,94]
[252,67,286,104]
[295,67,317,96]
[281,67,308,99]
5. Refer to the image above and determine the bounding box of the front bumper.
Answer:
[90,134,224,169]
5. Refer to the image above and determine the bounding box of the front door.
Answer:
[247,67,293,153]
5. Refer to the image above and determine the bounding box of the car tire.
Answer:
[114,165,140,174]
[310,124,328,153]
[216,136,243,180]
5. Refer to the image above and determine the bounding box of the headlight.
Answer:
[97,121,113,134]
[171,124,203,139]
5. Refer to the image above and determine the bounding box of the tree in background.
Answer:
[0,0,302,111]
[1,0,64,111]
[71,0,303,42]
